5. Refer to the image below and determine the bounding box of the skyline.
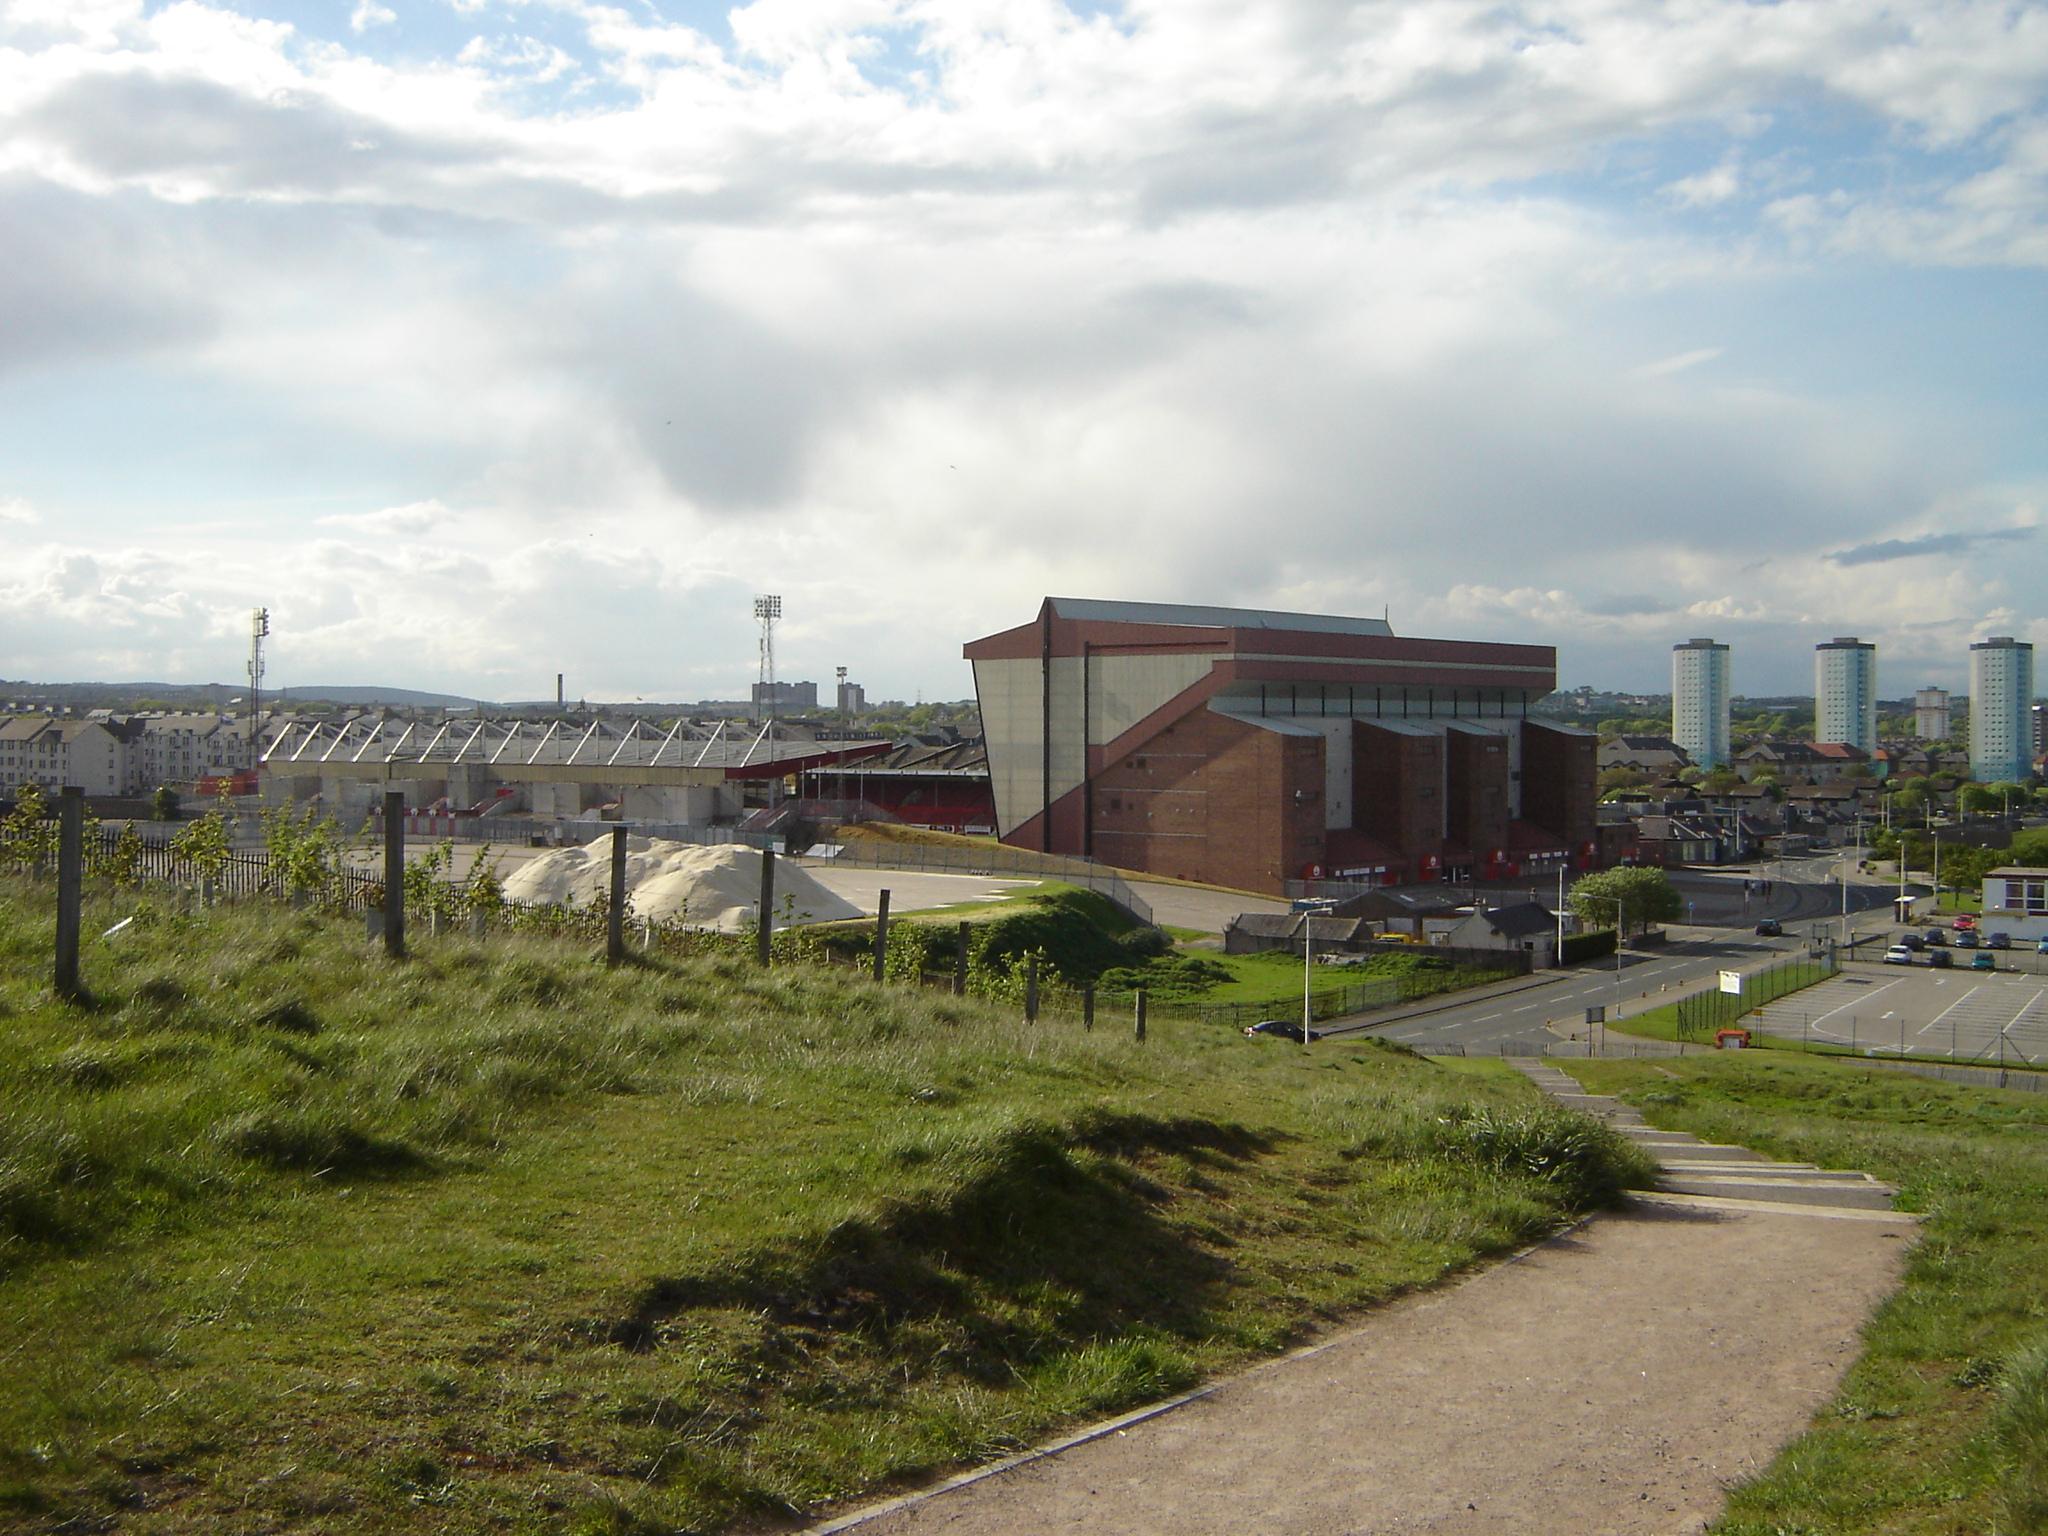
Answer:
[1,0,2044,700]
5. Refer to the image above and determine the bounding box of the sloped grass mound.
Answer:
[0,878,1649,1534]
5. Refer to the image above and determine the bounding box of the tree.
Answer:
[1568,867,1683,937]
[1700,767,1743,794]
[1938,843,2000,903]
[150,784,180,822]
[1959,784,2001,818]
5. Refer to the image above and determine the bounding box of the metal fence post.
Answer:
[872,889,891,982]
[1024,954,1039,1023]
[606,825,626,965]
[1135,988,1148,1042]
[1083,984,1095,1031]
[953,920,969,996]
[54,787,84,999]
[383,790,405,959]
[756,849,775,967]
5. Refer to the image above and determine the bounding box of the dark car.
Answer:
[1925,928,1948,946]
[1244,1020,1322,1042]
[1929,949,1954,968]
[1755,918,1783,937]
[1986,932,2011,950]
[1955,930,1980,949]
[1898,932,1926,951]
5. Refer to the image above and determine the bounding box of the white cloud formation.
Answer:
[0,0,2041,698]
[0,496,37,524]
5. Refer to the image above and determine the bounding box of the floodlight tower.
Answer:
[754,594,781,728]
[247,606,270,760]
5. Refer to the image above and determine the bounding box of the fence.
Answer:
[1,824,383,909]
[1674,951,1838,1039]
[812,838,1156,926]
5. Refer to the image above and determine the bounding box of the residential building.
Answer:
[1814,637,1877,753]
[750,680,819,716]
[1671,639,1731,769]
[1596,735,1691,776]
[1970,636,2036,782]
[966,598,1599,895]
[1915,687,1951,741]
[0,717,143,797]
[836,679,867,717]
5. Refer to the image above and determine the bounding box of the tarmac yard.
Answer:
[1751,963,2048,1064]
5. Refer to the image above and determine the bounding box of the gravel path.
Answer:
[810,1068,1918,1536]
[816,1203,1911,1535]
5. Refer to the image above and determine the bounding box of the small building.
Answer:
[1981,867,2048,943]
[1443,901,1562,967]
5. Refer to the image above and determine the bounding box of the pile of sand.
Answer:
[500,839,863,931]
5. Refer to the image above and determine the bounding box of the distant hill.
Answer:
[0,680,490,712]
[282,685,488,709]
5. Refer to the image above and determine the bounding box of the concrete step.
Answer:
[1654,1176,1898,1210]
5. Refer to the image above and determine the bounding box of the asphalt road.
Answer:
[1342,855,1905,1051]
[1751,964,2048,1065]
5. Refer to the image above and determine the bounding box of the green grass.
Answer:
[1562,1053,2048,1535]
[0,877,1652,1533]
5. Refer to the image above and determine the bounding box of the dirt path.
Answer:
[811,1196,1914,1536]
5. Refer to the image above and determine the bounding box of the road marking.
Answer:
[1920,983,1983,1036]
[1474,1012,1503,1022]
[1807,976,1903,1028]
[2004,988,2045,1037]
[1881,1010,1894,1019]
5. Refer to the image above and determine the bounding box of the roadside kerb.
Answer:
[1319,968,1572,1036]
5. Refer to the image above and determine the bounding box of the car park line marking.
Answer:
[1809,977,1902,1028]
[2005,989,2045,1035]
[1881,1010,1894,1019]
[1920,984,1983,1035]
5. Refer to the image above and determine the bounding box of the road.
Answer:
[1337,853,1905,1050]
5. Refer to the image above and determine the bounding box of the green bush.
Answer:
[1559,928,1617,964]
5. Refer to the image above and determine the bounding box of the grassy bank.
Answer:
[0,877,1650,1534]
[1564,1054,2048,1534]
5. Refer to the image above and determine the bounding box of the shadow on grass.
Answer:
[591,1111,1284,1367]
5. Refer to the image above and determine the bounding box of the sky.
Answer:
[1,0,2044,704]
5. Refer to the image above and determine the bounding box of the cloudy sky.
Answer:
[1,0,2044,703]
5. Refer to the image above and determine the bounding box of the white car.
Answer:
[1883,945,1915,966]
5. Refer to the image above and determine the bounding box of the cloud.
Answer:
[349,0,395,35]
[1826,526,2038,567]
[1631,347,1723,380]
[1664,156,1742,209]
[0,496,37,525]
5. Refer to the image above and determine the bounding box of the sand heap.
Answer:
[500,838,862,931]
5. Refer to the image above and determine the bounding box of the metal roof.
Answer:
[1049,597,1394,637]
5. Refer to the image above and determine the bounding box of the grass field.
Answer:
[1564,1054,2048,1535]
[0,877,1650,1534]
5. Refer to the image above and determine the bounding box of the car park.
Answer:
[1929,949,1954,968]
[1987,932,2011,950]
[1884,945,1915,965]
[1754,918,1783,937]
[1972,952,1997,971]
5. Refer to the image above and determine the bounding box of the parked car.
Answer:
[1929,949,1954,968]
[1898,933,1926,950]
[1244,1020,1322,1042]
[2036,936,2048,955]
[1955,930,1980,949]
[1953,914,1978,931]
[1972,952,1997,971]
[1884,945,1916,966]
[1755,918,1783,937]
[1925,928,1949,946]
[1986,932,2011,950]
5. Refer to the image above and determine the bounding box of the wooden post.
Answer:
[54,786,84,1000]
[1135,988,1148,1042]
[756,847,775,967]
[607,825,627,965]
[1024,954,1039,1023]
[953,921,970,996]
[1082,984,1095,1031]
[872,888,891,982]
[383,790,405,959]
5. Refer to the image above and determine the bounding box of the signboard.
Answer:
[1585,1005,1605,1024]
[1718,969,1743,995]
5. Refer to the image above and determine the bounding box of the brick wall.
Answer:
[1522,722,1597,848]
[1091,707,1324,893]
[1354,721,1444,864]
[1446,729,1511,859]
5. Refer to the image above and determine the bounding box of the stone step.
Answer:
[1657,1163,1862,1182]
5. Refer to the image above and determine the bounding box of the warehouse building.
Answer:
[965,598,1597,894]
